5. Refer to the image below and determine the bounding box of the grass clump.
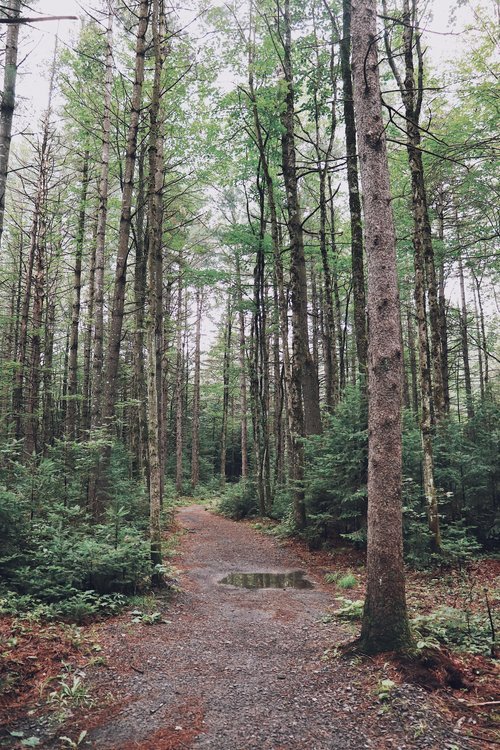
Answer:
[324,571,358,589]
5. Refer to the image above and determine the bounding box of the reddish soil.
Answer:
[1,505,498,749]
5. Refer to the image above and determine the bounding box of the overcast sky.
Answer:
[13,0,476,125]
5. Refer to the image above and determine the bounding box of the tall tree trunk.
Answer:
[13,193,38,441]
[191,288,203,491]
[220,299,232,489]
[0,0,21,245]
[66,151,89,439]
[472,271,489,392]
[339,0,368,381]
[311,12,339,409]
[246,7,293,482]
[235,253,249,480]
[458,252,474,420]
[42,289,56,450]
[175,268,184,495]
[382,0,444,420]
[406,306,419,414]
[90,2,114,431]
[352,0,412,653]
[436,191,450,414]
[472,281,484,400]
[102,0,149,423]
[382,0,441,548]
[250,182,272,514]
[81,217,97,437]
[310,262,320,378]
[328,176,346,392]
[146,0,166,580]
[24,177,47,457]
[132,145,149,477]
[21,39,57,456]
[280,0,322,438]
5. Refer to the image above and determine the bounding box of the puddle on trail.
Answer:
[219,571,313,590]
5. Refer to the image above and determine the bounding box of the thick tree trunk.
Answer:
[351,0,412,653]
[0,0,21,245]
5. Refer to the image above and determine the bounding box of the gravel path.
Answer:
[76,505,474,750]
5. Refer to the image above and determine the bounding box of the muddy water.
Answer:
[219,570,313,589]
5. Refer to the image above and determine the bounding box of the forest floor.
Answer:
[1,503,498,749]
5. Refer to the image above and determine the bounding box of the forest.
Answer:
[0,0,498,746]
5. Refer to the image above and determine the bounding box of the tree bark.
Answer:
[191,288,203,491]
[90,2,114,430]
[235,252,249,480]
[81,217,97,437]
[280,0,322,438]
[132,145,149,477]
[175,268,184,495]
[382,0,441,548]
[0,0,21,245]
[340,0,368,381]
[66,151,89,439]
[102,0,149,423]
[146,0,166,580]
[382,0,444,420]
[220,299,232,489]
[246,5,293,484]
[351,0,412,653]
[458,251,474,420]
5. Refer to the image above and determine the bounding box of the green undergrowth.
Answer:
[0,438,179,625]
[329,595,497,657]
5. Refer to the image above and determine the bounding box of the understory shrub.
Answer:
[412,606,495,655]
[0,438,153,617]
[217,480,257,520]
[304,386,368,549]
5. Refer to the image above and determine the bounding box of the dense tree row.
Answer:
[0,0,498,651]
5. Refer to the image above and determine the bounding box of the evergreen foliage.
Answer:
[0,439,151,619]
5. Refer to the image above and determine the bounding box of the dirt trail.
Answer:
[70,505,473,749]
